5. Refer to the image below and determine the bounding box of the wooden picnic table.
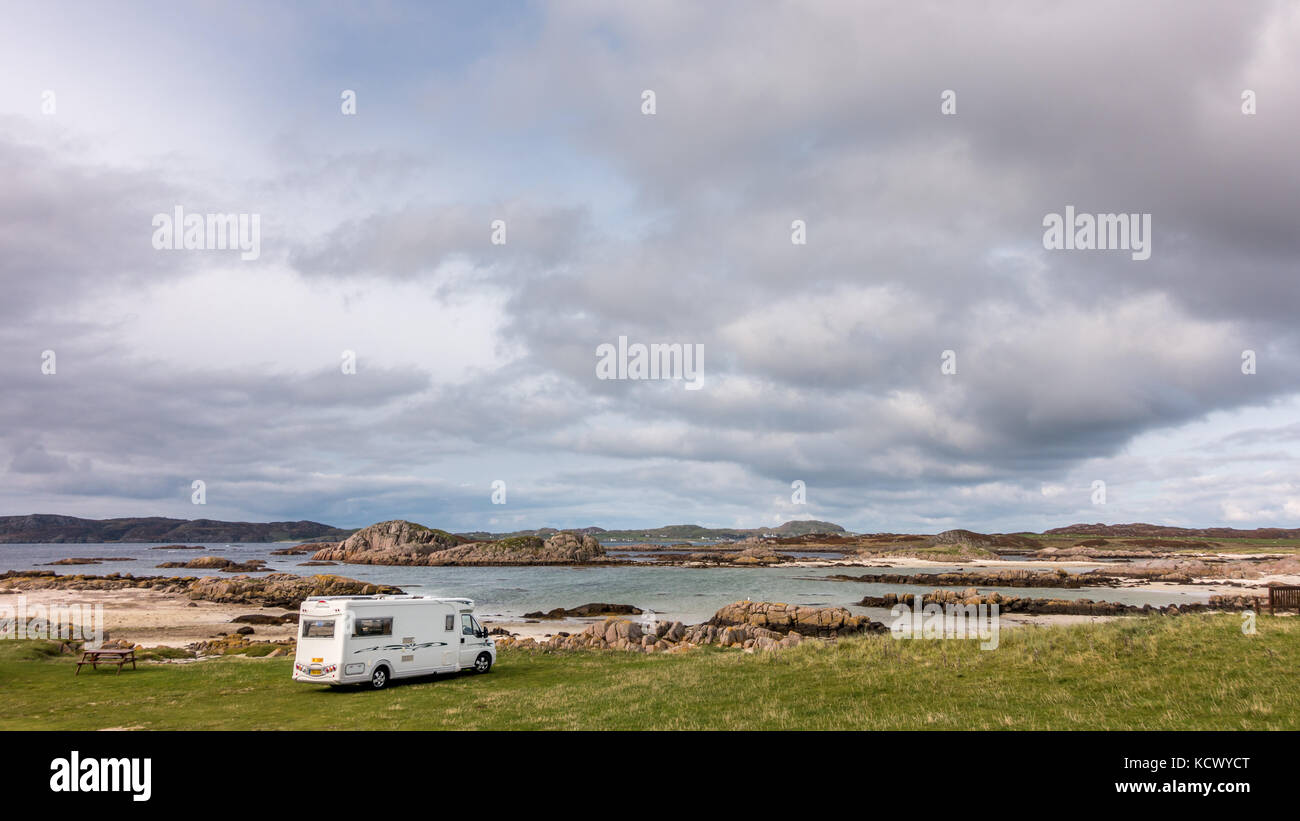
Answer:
[75,647,137,676]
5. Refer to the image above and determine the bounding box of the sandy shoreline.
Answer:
[3,587,623,646]
[7,588,300,647]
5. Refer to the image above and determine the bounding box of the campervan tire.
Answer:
[473,652,492,674]
[370,665,389,689]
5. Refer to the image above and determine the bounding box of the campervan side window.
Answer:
[445,614,455,631]
[353,617,393,637]
[302,619,335,639]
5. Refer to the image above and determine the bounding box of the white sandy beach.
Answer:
[7,588,299,647]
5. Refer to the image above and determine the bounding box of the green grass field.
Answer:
[2,614,1295,730]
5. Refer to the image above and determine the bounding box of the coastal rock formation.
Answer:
[542,531,605,559]
[757,533,861,548]
[313,523,606,566]
[186,573,402,608]
[824,568,1114,588]
[929,530,1038,553]
[232,613,299,625]
[0,569,401,609]
[1083,556,1300,581]
[270,542,336,556]
[707,600,883,637]
[496,601,886,653]
[156,556,271,572]
[44,557,135,566]
[682,543,783,565]
[187,634,297,657]
[522,603,643,619]
[1029,545,1166,561]
[496,615,808,653]
[0,570,200,596]
[731,544,783,564]
[859,589,1267,616]
[425,532,606,565]
[311,520,469,565]
[932,529,994,548]
[861,590,1145,616]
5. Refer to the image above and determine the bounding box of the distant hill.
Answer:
[455,520,848,543]
[771,520,844,535]
[455,526,607,541]
[0,515,355,544]
[0,514,852,545]
[1043,522,1300,539]
[595,520,847,542]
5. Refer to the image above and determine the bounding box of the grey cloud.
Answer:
[3,2,1299,530]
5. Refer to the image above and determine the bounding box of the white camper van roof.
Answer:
[307,594,474,606]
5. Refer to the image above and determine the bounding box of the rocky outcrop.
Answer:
[310,520,468,565]
[522,603,643,619]
[932,529,994,548]
[185,573,402,609]
[824,568,1115,588]
[653,542,810,566]
[156,556,271,572]
[187,634,296,657]
[1029,545,1161,560]
[44,557,135,565]
[270,542,335,556]
[231,613,298,625]
[497,601,885,654]
[0,569,401,609]
[496,615,809,653]
[313,524,606,566]
[541,531,606,559]
[684,543,783,565]
[425,532,606,565]
[0,570,201,596]
[707,600,882,637]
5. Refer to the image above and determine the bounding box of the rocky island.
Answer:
[309,520,608,566]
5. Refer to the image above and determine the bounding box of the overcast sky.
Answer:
[2,1,1299,533]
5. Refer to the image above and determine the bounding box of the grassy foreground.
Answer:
[1,614,1295,730]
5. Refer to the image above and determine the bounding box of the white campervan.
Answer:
[292,595,496,689]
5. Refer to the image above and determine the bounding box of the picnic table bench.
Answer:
[1268,584,1300,615]
[75,647,137,676]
